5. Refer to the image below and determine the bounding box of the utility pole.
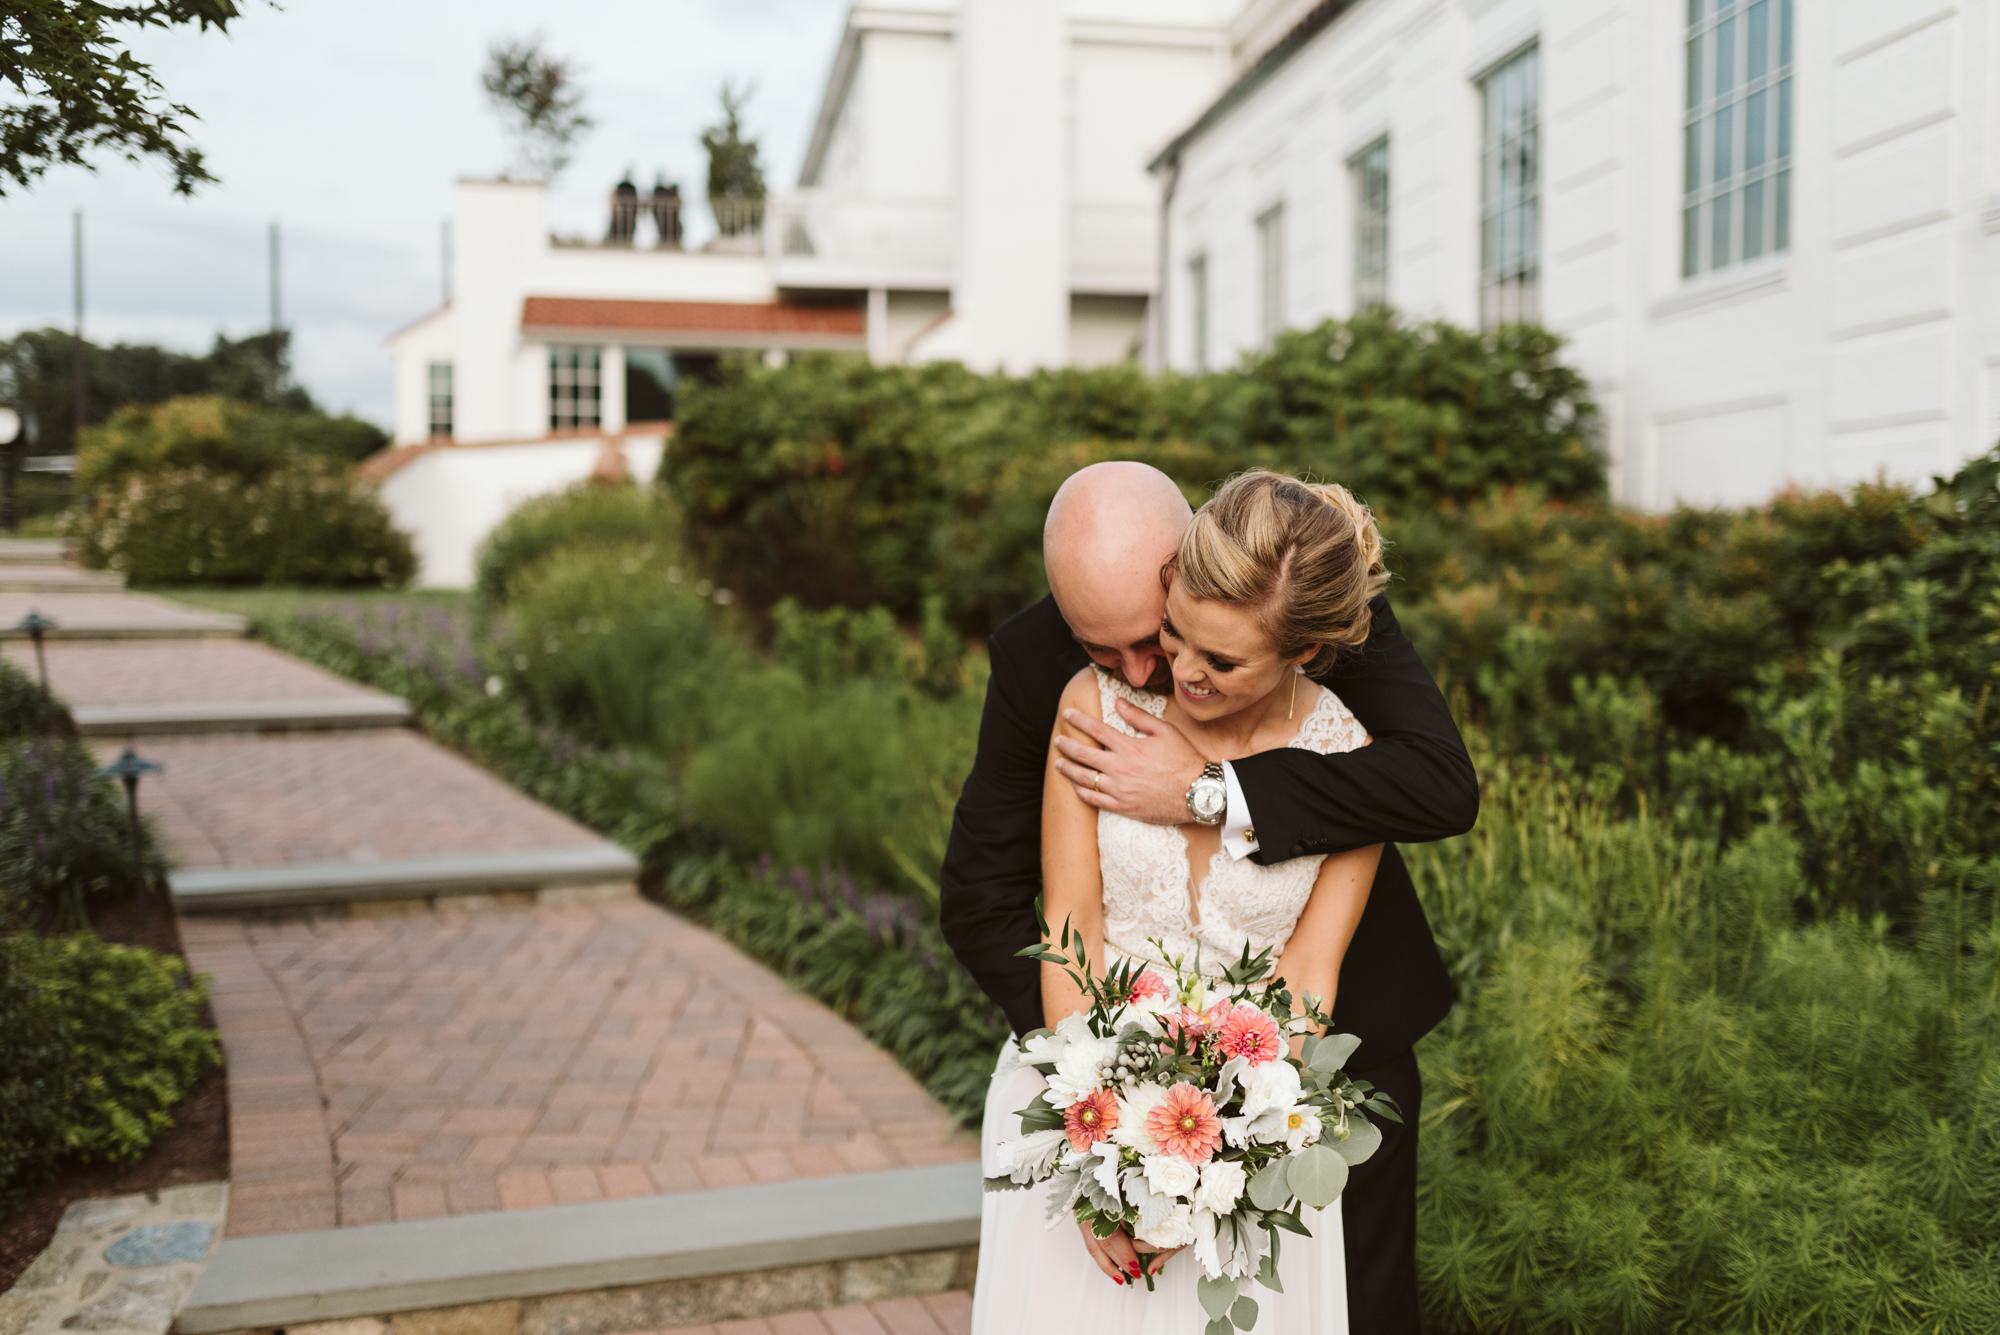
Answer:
[268,220,283,396]
[72,211,85,451]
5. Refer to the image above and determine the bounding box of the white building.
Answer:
[1150,0,2000,508]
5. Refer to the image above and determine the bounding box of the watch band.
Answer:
[1185,762,1226,826]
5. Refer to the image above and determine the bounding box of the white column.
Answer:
[957,0,1068,373]
[867,287,891,363]
[600,344,627,432]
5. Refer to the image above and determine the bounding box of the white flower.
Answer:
[1016,1030,1068,1069]
[994,1129,1066,1185]
[1195,1158,1248,1214]
[1134,1201,1196,1250]
[1112,1083,1167,1156]
[1237,1059,1303,1121]
[1046,1033,1119,1109]
[1142,1152,1200,1199]
[1281,1105,1323,1152]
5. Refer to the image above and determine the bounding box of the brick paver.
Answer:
[135,730,605,868]
[179,896,977,1236]
[0,589,242,632]
[2,638,381,706]
[645,1293,973,1335]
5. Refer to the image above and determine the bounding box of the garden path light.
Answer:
[95,745,163,897]
[15,608,56,688]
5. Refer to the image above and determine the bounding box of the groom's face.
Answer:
[1067,590,1173,692]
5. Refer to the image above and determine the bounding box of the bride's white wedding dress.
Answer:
[971,668,1368,1335]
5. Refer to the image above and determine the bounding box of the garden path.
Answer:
[6,584,976,1247]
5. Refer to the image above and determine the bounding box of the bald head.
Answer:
[1044,462,1192,688]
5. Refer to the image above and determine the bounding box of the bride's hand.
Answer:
[1077,1219,1180,1285]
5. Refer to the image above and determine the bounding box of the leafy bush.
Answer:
[0,932,221,1209]
[666,311,1604,631]
[0,735,168,930]
[0,655,76,739]
[71,461,417,587]
[76,394,389,494]
[473,483,680,609]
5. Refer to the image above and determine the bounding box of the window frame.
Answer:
[1256,202,1286,344]
[426,361,453,440]
[1349,136,1392,311]
[1477,42,1542,327]
[1187,252,1211,373]
[1682,0,1795,279]
[547,344,603,432]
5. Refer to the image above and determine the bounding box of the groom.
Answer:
[940,462,1477,1334]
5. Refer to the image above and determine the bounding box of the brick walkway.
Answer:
[651,1292,972,1335]
[180,885,975,1238]
[0,589,242,633]
[2,639,379,705]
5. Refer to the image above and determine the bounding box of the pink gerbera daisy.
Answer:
[1124,970,1171,1005]
[1064,1088,1120,1153]
[1215,1004,1283,1066]
[1161,999,1233,1046]
[1146,1082,1223,1163]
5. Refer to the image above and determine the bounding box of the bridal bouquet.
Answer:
[984,925,1399,1335]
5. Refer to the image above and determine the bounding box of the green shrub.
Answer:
[75,394,388,494]
[0,932,221,1209]
[473,484,680,609]
[71,461,417,587]
[0,737,168,930]
[666,311,1604,631]
[0,655,75,740]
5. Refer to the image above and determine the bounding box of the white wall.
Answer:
[1160,0,2000,510]
[378,434,668,589]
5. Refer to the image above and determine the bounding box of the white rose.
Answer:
[1112,1083,1167,1156]
[1045,1032,1120,1110]
[1142,1152,1200,1199]
[1237,1059,1303,1121]
[1195,1158,1248,1215]
[1134,1202,1197,1250]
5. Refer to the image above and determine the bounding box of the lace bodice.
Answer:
[1094,668,1367,979]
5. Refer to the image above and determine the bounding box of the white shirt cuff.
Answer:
[1219,761,1259,861]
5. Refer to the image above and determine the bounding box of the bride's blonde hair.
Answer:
[1164,470,1388,659]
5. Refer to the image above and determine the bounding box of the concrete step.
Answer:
[0,563,124,592]
[178,1163,981,1334]
[0,538,67,564]
[0,592,245,639]
[170,844,644,912]
[73,696,412,736]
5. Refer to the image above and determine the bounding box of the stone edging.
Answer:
[0,1183,230,1335]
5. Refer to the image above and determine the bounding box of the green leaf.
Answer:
[1298,1034,1320,1065]
[1231,1295,1259,1330]
[1257,1238,1284,1293]
[1206,1321,1233,1335]
[1198,1274,1236,1321]
[1265,1208,1312,1236]
[1364,1095,1404,1124]
[1329,1115,1382,1166]
[1247,1157,1293,1211]
[982,1175,1029,1192]
[1309,1033,1360,1074]
[1285,1144,1349,1209]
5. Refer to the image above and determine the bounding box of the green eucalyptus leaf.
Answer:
[1198,1274,1236,1321]
[1247,1158,1293,1211]
[1285,1144,1349,1209]
[1329,1115,1383,1166]
[1231,1295,1259,1330]
[1206,1321,1233,1335]
[1309,1033,1360,1073]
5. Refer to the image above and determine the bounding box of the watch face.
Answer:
[1191,780,1226,822]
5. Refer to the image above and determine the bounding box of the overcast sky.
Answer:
[0,0,850,426]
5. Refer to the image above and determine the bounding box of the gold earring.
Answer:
[1288,668,1298,722]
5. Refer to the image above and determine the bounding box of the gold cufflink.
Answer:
[1243,829,1256,844]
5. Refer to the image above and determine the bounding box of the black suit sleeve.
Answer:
[1234,595,1479,863]
[938,603,1075,1038]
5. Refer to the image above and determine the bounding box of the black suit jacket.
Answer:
[939,593,1474,1069]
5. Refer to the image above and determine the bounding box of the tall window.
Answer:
[426,362,453,439]
[1256,204,1286,343]
[1351,138,1391,309]
[1684,0,1794,277]
[1479,45,1541,326]
[1188,253,1210,373]
[548,345,601,431]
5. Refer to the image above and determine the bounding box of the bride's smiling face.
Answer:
[1159,578,1317,722]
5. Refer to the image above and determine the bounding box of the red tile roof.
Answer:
[520,296,865,338]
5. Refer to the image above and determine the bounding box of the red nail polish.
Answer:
[1113,1274,1124,1285]
[1129,1263,1141,1276]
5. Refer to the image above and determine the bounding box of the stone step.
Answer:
[73,696,412,736]
[0,563,124,592]
[0,591,245,639]
[177,1163,981,1334]
[170,845,644,912]
[0,538,67,564]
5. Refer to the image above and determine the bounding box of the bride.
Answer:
[972,469,1388,1334]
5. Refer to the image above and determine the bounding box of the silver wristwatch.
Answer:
[1185,762,1227,826]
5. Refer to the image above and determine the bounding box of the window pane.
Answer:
[1780,0,1794,64]
[1775,169,1790,250]
[1685,121,1702,193]
[1713,104,1734,182]
[1747,0,1770,77]
[1683,205,1701,278]
[1687,31,1704,107]
[1777,76,1792,157]
[1743,178,1766,258]
[1712,188,1732,268]
[1479,46,1539,324]
[1715,17,1737,95]
[1745,89,1768,170]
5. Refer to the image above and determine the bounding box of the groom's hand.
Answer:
[1055,700,1208,825]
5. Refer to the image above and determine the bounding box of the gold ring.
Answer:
[1093,773,1103,792]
